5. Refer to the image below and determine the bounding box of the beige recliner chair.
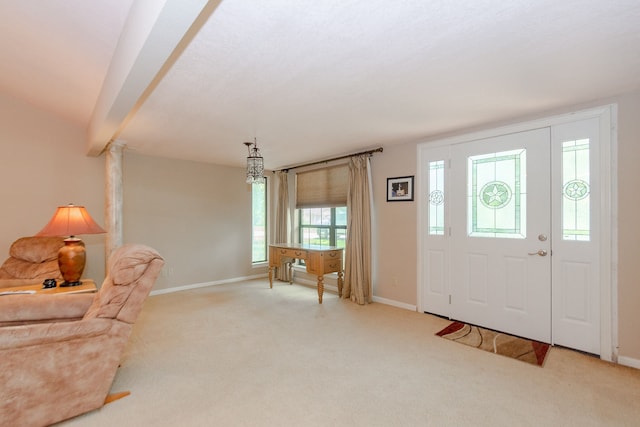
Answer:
[0,243,164,427]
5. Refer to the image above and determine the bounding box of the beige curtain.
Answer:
[343,155,372,304]
[275,171,291,281]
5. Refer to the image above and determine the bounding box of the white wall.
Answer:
[0,93,105,282]
[0,91,267,292]
[122,152,268,291]
[370,147,417,304]
[615,91,640,359]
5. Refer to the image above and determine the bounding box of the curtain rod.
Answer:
[274,147,383,173]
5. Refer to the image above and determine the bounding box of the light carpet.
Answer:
[59,279,640,426]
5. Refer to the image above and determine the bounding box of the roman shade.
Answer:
[296,165,348,208]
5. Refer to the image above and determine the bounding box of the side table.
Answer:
[0,279,97,295]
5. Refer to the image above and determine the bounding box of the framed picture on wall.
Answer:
[387,176,414,202]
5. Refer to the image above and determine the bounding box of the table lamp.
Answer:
[37,204,106,286]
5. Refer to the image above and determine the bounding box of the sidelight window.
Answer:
[428,160,446,235]
[562,139,590,241]
[251,179,267,263]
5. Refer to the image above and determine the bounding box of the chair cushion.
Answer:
[0,257,61,280]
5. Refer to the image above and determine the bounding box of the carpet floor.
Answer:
[59,278,640,427]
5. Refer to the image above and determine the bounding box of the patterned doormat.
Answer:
[436,321,550,366]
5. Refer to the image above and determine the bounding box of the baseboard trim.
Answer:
[372,295,417,311]
[618,355,640,370]
[286,279,418,311]
[149,273,268,296]
[150,275,417,313]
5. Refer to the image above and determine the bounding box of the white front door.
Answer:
[419,110,608,355]
[450,128,551,342]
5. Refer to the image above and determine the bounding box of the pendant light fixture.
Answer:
[244,138,265,184]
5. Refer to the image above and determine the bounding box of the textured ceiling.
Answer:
[0,0,132,125]
[2,0,640,170]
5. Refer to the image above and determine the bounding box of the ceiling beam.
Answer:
[86,0,222,156]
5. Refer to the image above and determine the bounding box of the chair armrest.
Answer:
[0,294,94,326]
[0,318,112,350]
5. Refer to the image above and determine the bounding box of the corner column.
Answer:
[105,140,125,271]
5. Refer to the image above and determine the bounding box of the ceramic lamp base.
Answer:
[58,238,86,286]
[60,280,83,287]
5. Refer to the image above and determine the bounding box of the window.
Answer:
[428,160,445,235]
[562,139,590,241]
[298,207,347,248]
[467,148,526,239]
[252,179,267,263]
[295,165,348,261]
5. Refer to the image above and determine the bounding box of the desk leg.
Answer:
[268,266,274,288]
[337,271,343,298]
[317,275,324,304]
[288,262,293,285]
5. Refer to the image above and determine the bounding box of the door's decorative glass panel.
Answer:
[468,149,526,239]
[429,160,445,235]
[562,139,590,241]
[479,181,512,209]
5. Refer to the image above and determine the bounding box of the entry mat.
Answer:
[436,321,550,366]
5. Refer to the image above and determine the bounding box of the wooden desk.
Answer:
[268,244,343,304]
[0,279,97,296]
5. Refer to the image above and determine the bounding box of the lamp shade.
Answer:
[37,204,106,237]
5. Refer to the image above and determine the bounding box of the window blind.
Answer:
[296,165,348,208]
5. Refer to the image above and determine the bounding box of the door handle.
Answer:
[528,250,548,256]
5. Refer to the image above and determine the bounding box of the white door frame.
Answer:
[416,104,618,362]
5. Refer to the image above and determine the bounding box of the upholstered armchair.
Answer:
[0,244,164,427]
[0,236,65,287]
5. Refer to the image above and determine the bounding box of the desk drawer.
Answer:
[324,250,342,261]
[324,258,342,273]
[276,248,308,259]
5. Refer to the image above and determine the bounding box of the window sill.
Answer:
[251,261,268,269]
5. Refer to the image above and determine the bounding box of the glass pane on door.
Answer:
[467,149,527,239]
[562,139,590,241]
[429,160,445,235]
